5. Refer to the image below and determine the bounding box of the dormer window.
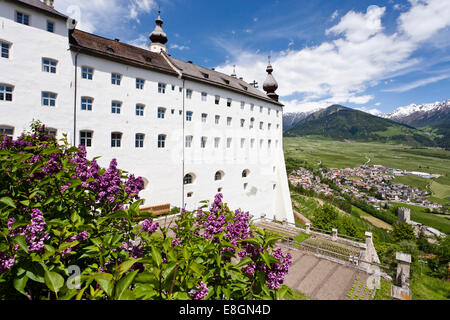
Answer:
[222,78,230,85]
[201,72,209,79]
[107,47,115,53]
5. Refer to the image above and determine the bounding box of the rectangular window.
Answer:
[135,134,145,148]
[268,140,272,148]
[158,107,166,119]
[185,136,193,148]
[111,133,122,148]
[16,12,30,25]
[201,92,207,101]
[172,85,176,91]
[42,58,57,73]
[214,137,220,149]
[82,66,93,80]
[276,110,280,117]
[45,128,57,136]
[215,95,220,105]
[268,123,272,130]
[111,101,121,114]
[136,78,145,89]
[260,106,263,113]
[215,115,220,125]
[0,85,13,101]
[201,137,207,148]
[260,122,264,130]
[202,113,207,123]
[186,111,193,121]
[158,135,166,148]
[241,101,245,109]
[80,131,92,147]
[81,97,93,111]
[42,92,56,107]
[250,104,254,112]
[251,139,255,148]
[158,83,166,93]
[260,139,263,148]
[227,138,232,149]
[47,21,54,33]
[241,138,245,148]
[186,89,193,99]
[240,119,245,128]
[0,126,14,138]
[1,42,10,59]
[136,104,145,116]
[111,73,121,85]
[227,117,232,126]
[268,108,271,115]
[227,98,232,107]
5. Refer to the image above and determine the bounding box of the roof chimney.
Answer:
[43,0,54,8]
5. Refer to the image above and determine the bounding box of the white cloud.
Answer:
[326,5,385,43]
[383,74,450,93]
[55,0,156,33]
[330,10,339,21]
[127,34,149,49]
[215,0,450,113]
[356,107,384,116]
[399,0,450,43]
[170,44,190,51]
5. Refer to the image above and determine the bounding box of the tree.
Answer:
[392,222,416,242]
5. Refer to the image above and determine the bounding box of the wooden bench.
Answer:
[132,204,171,222]
[140,203,171,217]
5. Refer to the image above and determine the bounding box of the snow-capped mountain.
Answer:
[283,109,320,131]
[384,99,450,125]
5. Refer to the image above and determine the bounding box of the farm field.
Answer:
[284,137,450,207]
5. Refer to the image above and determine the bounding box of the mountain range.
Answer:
[283,99,449,148]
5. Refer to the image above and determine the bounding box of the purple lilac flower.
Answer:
[0,252,15,273]
[141,219,159,235]
[120,240,145,259]
[264,248,293,290]
[191,282,209,300]
[61,231,90,258]
[172,238,182,247]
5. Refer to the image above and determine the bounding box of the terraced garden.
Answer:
[346,277,376,300]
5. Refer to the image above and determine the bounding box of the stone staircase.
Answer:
[282,245,374,300]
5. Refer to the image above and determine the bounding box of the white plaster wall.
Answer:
[0,1,73,141]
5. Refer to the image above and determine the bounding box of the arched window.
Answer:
[215,171,224,181]
[184,174,194,185]
[242,169,250,178]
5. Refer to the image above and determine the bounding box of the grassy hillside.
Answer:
[284,105,436,147]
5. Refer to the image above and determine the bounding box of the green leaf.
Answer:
[23,263,45,283]
[44,270,65,295]
[92,273,114,297]
[151,246,162,267]
[13,235,28,254]
[0,197,16,208]
[13,274,29,296]
[118,259,140,275]
[261,252,272,268]
[115,270,138,300]
[58,240,79,252]
[242,238,260,247]
[236,257,253,268]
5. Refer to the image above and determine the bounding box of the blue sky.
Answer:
[55,0,450,114]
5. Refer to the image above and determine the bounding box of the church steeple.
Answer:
[149,9,168,53]
[263,56,279,101]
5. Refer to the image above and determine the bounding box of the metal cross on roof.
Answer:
[250,80,258,88]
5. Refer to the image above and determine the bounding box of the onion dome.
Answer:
[149,10,168,45]
[263,58,279,101]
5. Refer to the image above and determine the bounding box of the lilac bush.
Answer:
[0,122,292,300]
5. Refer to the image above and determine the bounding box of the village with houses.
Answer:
[288,165,444,211]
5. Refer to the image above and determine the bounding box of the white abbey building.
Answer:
[0,0,294,223]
